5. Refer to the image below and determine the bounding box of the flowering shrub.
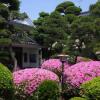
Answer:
[41,59,62,71]
[64,61,100,87]
[0,63,14,100]
[41,59,70,76]
[13,68,59,99]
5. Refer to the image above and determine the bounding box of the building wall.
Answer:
[22,47,41,68]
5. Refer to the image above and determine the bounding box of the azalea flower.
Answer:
[13,68,59,95]
[64,61,100,87]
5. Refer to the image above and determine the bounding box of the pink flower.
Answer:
[13,68,59,95]
[64,61,100,87]
[41,59,70,75]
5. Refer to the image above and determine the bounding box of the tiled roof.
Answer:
[11,33,38,46]
[9,17,38,47]
[79,11,89,16]
[13,18,34,27]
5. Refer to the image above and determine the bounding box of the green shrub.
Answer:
[37,80,60,100]
[0,63,14,100]
[62,83,80,100]
[69,97,87,100]
[0,38,12,44]
[80,77,100,100]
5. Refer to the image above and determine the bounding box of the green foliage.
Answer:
[0,0,20,11]
[14,82,29,100]
[37,80,59,100]
[90,1,100,17]
[80,77,100,100]
[68,15,98,59]
[94,18,100,42]
[14,80,59,100]
[33,1,82,59]
[56,1,81,15]
[62,83,80,100]
[0,0,29,67]
[0,38,12,45]
[0,16,6,29]
[71,16,95,35]
[65,6,81,15]
[10,11,28,20]
[39,12,49,18]
[67,55,76,64]
[69,97,87,100]
[0,63,14,100]
[33,1,100,59]
[0,47,13,70]
[0,3,9,19]
[33,11,69,56]
[0,30,11,38]
[56,1,74,14]
[64,14,77,24]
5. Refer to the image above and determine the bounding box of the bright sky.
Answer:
[20,0,97,20]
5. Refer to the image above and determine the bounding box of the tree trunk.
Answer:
[9,46,17,71]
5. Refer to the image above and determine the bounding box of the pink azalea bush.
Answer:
[64,61,100,87]
[13,68,59,95]
[41,59,70,76]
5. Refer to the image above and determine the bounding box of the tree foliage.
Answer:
[0,0,20,11]
[55,1,81,15]
[0,3,9,19]
[33,1,100,60]
[0,0,27,66]
[90,1,100,17]
[65,6,81,15]
[10,11,28,20]
[33,11,70,58]
[67,15,99,59]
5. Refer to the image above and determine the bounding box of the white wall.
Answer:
[22,47,40,68]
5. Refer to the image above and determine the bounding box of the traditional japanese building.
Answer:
[0,18,42,69]
[11,18,42,68]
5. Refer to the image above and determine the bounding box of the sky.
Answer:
[20,0,97,20]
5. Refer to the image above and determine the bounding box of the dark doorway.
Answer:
[13,47,23,68]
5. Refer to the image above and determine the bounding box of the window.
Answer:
[29,54,37,63]
[24,53,27,62]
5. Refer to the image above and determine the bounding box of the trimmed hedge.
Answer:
[0,63,14,100]
[80,77,100,100]
[37,80,60,100]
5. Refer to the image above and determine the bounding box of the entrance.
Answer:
[13,47,23,68]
